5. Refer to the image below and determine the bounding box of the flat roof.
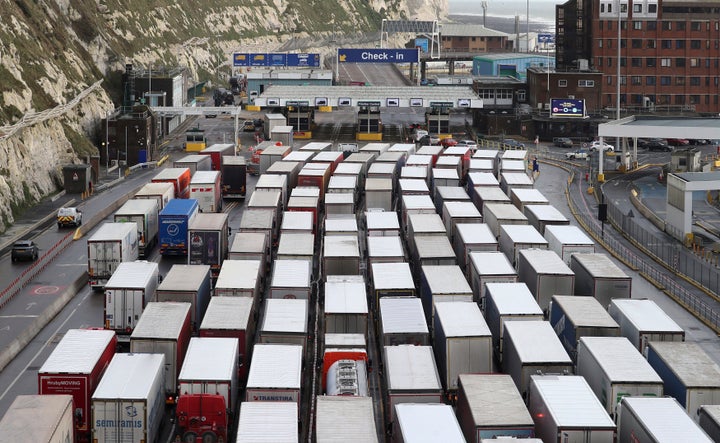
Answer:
[599,116,720,140]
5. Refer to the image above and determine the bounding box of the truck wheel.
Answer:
[181,432,197,443]
[201,432,218,443]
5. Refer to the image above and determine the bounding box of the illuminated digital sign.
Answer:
[551,98,586,118]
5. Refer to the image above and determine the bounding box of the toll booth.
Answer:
[62,164,92,193]
[284,101,314,139]
[185,127,207,152]
[357,101,383,141]
[426,102,451,136]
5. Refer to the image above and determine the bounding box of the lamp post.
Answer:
[104,110,110,174]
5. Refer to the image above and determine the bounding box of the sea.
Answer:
[448,0,564,34]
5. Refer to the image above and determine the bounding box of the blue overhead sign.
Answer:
[538,33,555,44]
[232,53,320,67]
[338,48,419,64]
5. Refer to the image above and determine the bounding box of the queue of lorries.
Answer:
[3,135,720,443]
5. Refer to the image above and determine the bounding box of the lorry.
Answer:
[523,204,570,235]
[57,206,82,228]
[570,252,632,308]
[322,348,369,396]
[199,143,235,171]
[133,181,175,211]
[699,405,720,441]
[315,397,378,443]
[456,374,535,442]
[87,222,139,290]
[468,251,518,309]
[176,337,239,443]
[236,402,299,443]
[103,260,160,339]
[158,198,199,256]
[548,295,620,360]
[543,224,595,265]
[189,170,222,213]
[188,212,229,279]
[173,154,212,174]
[130,301,192,402]
[379,297,430,346]
[259,299,309,351]
[433,302,493,391]
[528,375,616,442]
[453,223,498,277]
[383,345,443,422]
[576,336,664,418]
[114,199,159,258]
[393,403,466,443]
[156,264,212,331]
[245,344,303,408]
[0,394,74,443]
[151,167,191,199]
[214,259,263,299]
[618,397,712,442]
[482,202,528,238]
[91,353,165,443]
[324,275,369,336]
[420,265,473,326]
[199,296,256,382]
[607,298,685,352]
[220,155,247,199]
[498,225,548,268]
[37,329,117,442]
[269,259,312,299]
[516,248,573,313]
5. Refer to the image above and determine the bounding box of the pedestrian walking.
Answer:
[532,156,539,179]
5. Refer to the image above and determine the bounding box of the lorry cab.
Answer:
[57,207,82,228]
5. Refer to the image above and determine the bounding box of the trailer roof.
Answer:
[277,233,315,256]
[325,279,368,314]
[215,260,262,290]
[436,186,470,201]
[384,345,442,391]
[458,374,534,427]
[579,337,662,383]
[281,211,313,231]
[648,341,720,387]
[271,259,311,288]
[519,249,572,275]
[222,155,246,165]
[179,337,238,381]
[414,235,456,259]
[131,302,191,339]
[246,344,303,389]
[291,186,321,198]
[435,302,491,337]
[380,297,428,335]
[248,189,281,208]
[315,396,379,442]
[469,158,494,171]
[190,170,220,184]
[287,196,319,209]
[189,212,229,230]
[525,204,569,222]
[153,167,189,180]
[421,265,472,295]
[324,215,358,233]
[401,166,428,180]
[502,150,528,161]
[39,329,116,374]
[299,141,332,151]
[87,222,136,241]
[388,143,415,153]
[261,299,308,334]
[0,395,74,442]
[432,168,460,180]
[260,144,291,156]
[345,152,377,164]
[552,295,618,328]
[367,235,405,259]
[158,264,210,292]
[328,175,358,190]
[474,186,510,202]
[116,198,157,215]
[202,143,234,152]
[530,375,615,428]
[200,296,253,330]
[313,151,345,162]
[399,178,430,193]
[500,159,526,171]
[501,172,534,186]
[325,192,354,204]
[468,172,500,187]
[237,402,299,443]
[500,224,547,244]
[365,177,393,192]
[267,160,300,175]
[609,299,684,332]
[622,397,712,442]
[366,211,400,231]
[485,202,527,221]
[470,251,516,275]
[408,213,446,233]
[443,145,471,156]
[324,235,360,258]
[444,200,481,218]
[324,333,367,348]
[239,208,275,229]
[511,188,549,204]
[407,154,433,166]
[136,181,174,196]
[256,173,287,188]
[504,321,572,363]
[283,151,315,162]
[416,145,443,156]
[486,283,543,314]
[230,232,268,255]
[457,223,496,245]
[571,253,629,279]
[104,261,158,289]
[368,162,396,175]
[334,162,363,175]
[473,149,500,159]
[395,404,465,442]
[92,353,164,399]
[372,262,415,290]
[544,224,594,245]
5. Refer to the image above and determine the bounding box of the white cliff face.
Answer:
[0,0,445,231]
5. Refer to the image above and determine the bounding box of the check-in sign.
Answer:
[338,48,419,63]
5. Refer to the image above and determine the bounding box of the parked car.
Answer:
[457,140,478,151]
[666,138,690,146]
[502,138,526,149]
[565,149,589,160]
[589,141,614,152]
[413,129,429,142]
[553,137,573,148]
[11,240,38,262]
[440,138,459,148]
[418,134,440,145]
[645,138,672,152]
[688,138,709,145]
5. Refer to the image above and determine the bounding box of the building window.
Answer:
[633,21,642,30]
[632,76,642,85]
[607,39,613,49]
[620,76,626,86]
[599,21,604,31]
[675,95,685,105]
[661,58,671,67]
[676,58,685,68]
[676,40,685,49]
[598,57,603,66]
[662,21,672,31]
[632,39,642,49]
[578,80,595,87]
[661,40,672,49]
[632,58,642,67]
[620,3,628,13]
[601,3,606,13]
[676,77,685,85]
[598,39,603,48]
[690,58,699,67]
[677,22,685,31]
[517,90,526,101]
[690,77,700,86]
[558,79,567,87]
[647,40,656,49]
[620,57,626,67]
[608,21,613,31]
[690,40,701,49]
[621,39,627,48]
[647,58,656,67]
[689,95,699,104]
[648,4,657,13]
[607,76,613,85]
[646,76,656,85]
[691,22,702,31]
[660,76,671,85]
[471,37,476,41]
[647,21,657,30]
[633,3,642,13]
[608,58,613,67]
[621,21,628,31]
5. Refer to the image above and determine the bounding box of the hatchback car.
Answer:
[645,138,672,152]
[457,140,478,151]
[565,149,589,160]
[589,141,614,152]
[440,138,459,148]
[11,240,38,262]
[554,137,573,148]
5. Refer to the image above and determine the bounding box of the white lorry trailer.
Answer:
[0,394,74,443]
[114,198,159,258]
[103,260,159,339]
[607,298,685,352]
[618,397,712,442]
[87,222,139,290]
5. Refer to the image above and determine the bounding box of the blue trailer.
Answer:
[159,199,199,256]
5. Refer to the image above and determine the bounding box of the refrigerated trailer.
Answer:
[367,235,406,266]
[245,344,303,408]
[315,397,378,443]
[214,259,263,299]
[618,397,712,443]
[468,251,517,308]
[103,260,159,337]
[277,232,314,261]
[498,225,548,267]
[456,374,535,442]
[482,202,528,238]
[189,170,222,213]
[158,198,199,256]
[607,298,685,352]
[130,302,192,399]
[174,154,212,174]
[364,178,394,211]
[379,297,430,346]
[549,295,620,360]
[544,224,595,265]
[87,222,139,290]
[151,167,191,198]
[259,298,309,350]
[366,211,401,237]
[236,402,299,443]
[523,204,570,235]
[0,395,74,443]
[38,329,117,441]
[220,155,247,199]
[199,143,234,171]
[133,181,174,211]
[269,259,312,299]
[323,235,361,277]
[156,264,211,331]
[453,223,497,277]
[528,375,616,443]
[420,265,473,325]
[393,403,465,443]
[383,345,443,422]
[571,253,631,308]
[324,276,369,336]
[517,248,573,313]
[576,336,664,418]
[370,262,416,306]
[114,198,159,258]
[645,341,720,419]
